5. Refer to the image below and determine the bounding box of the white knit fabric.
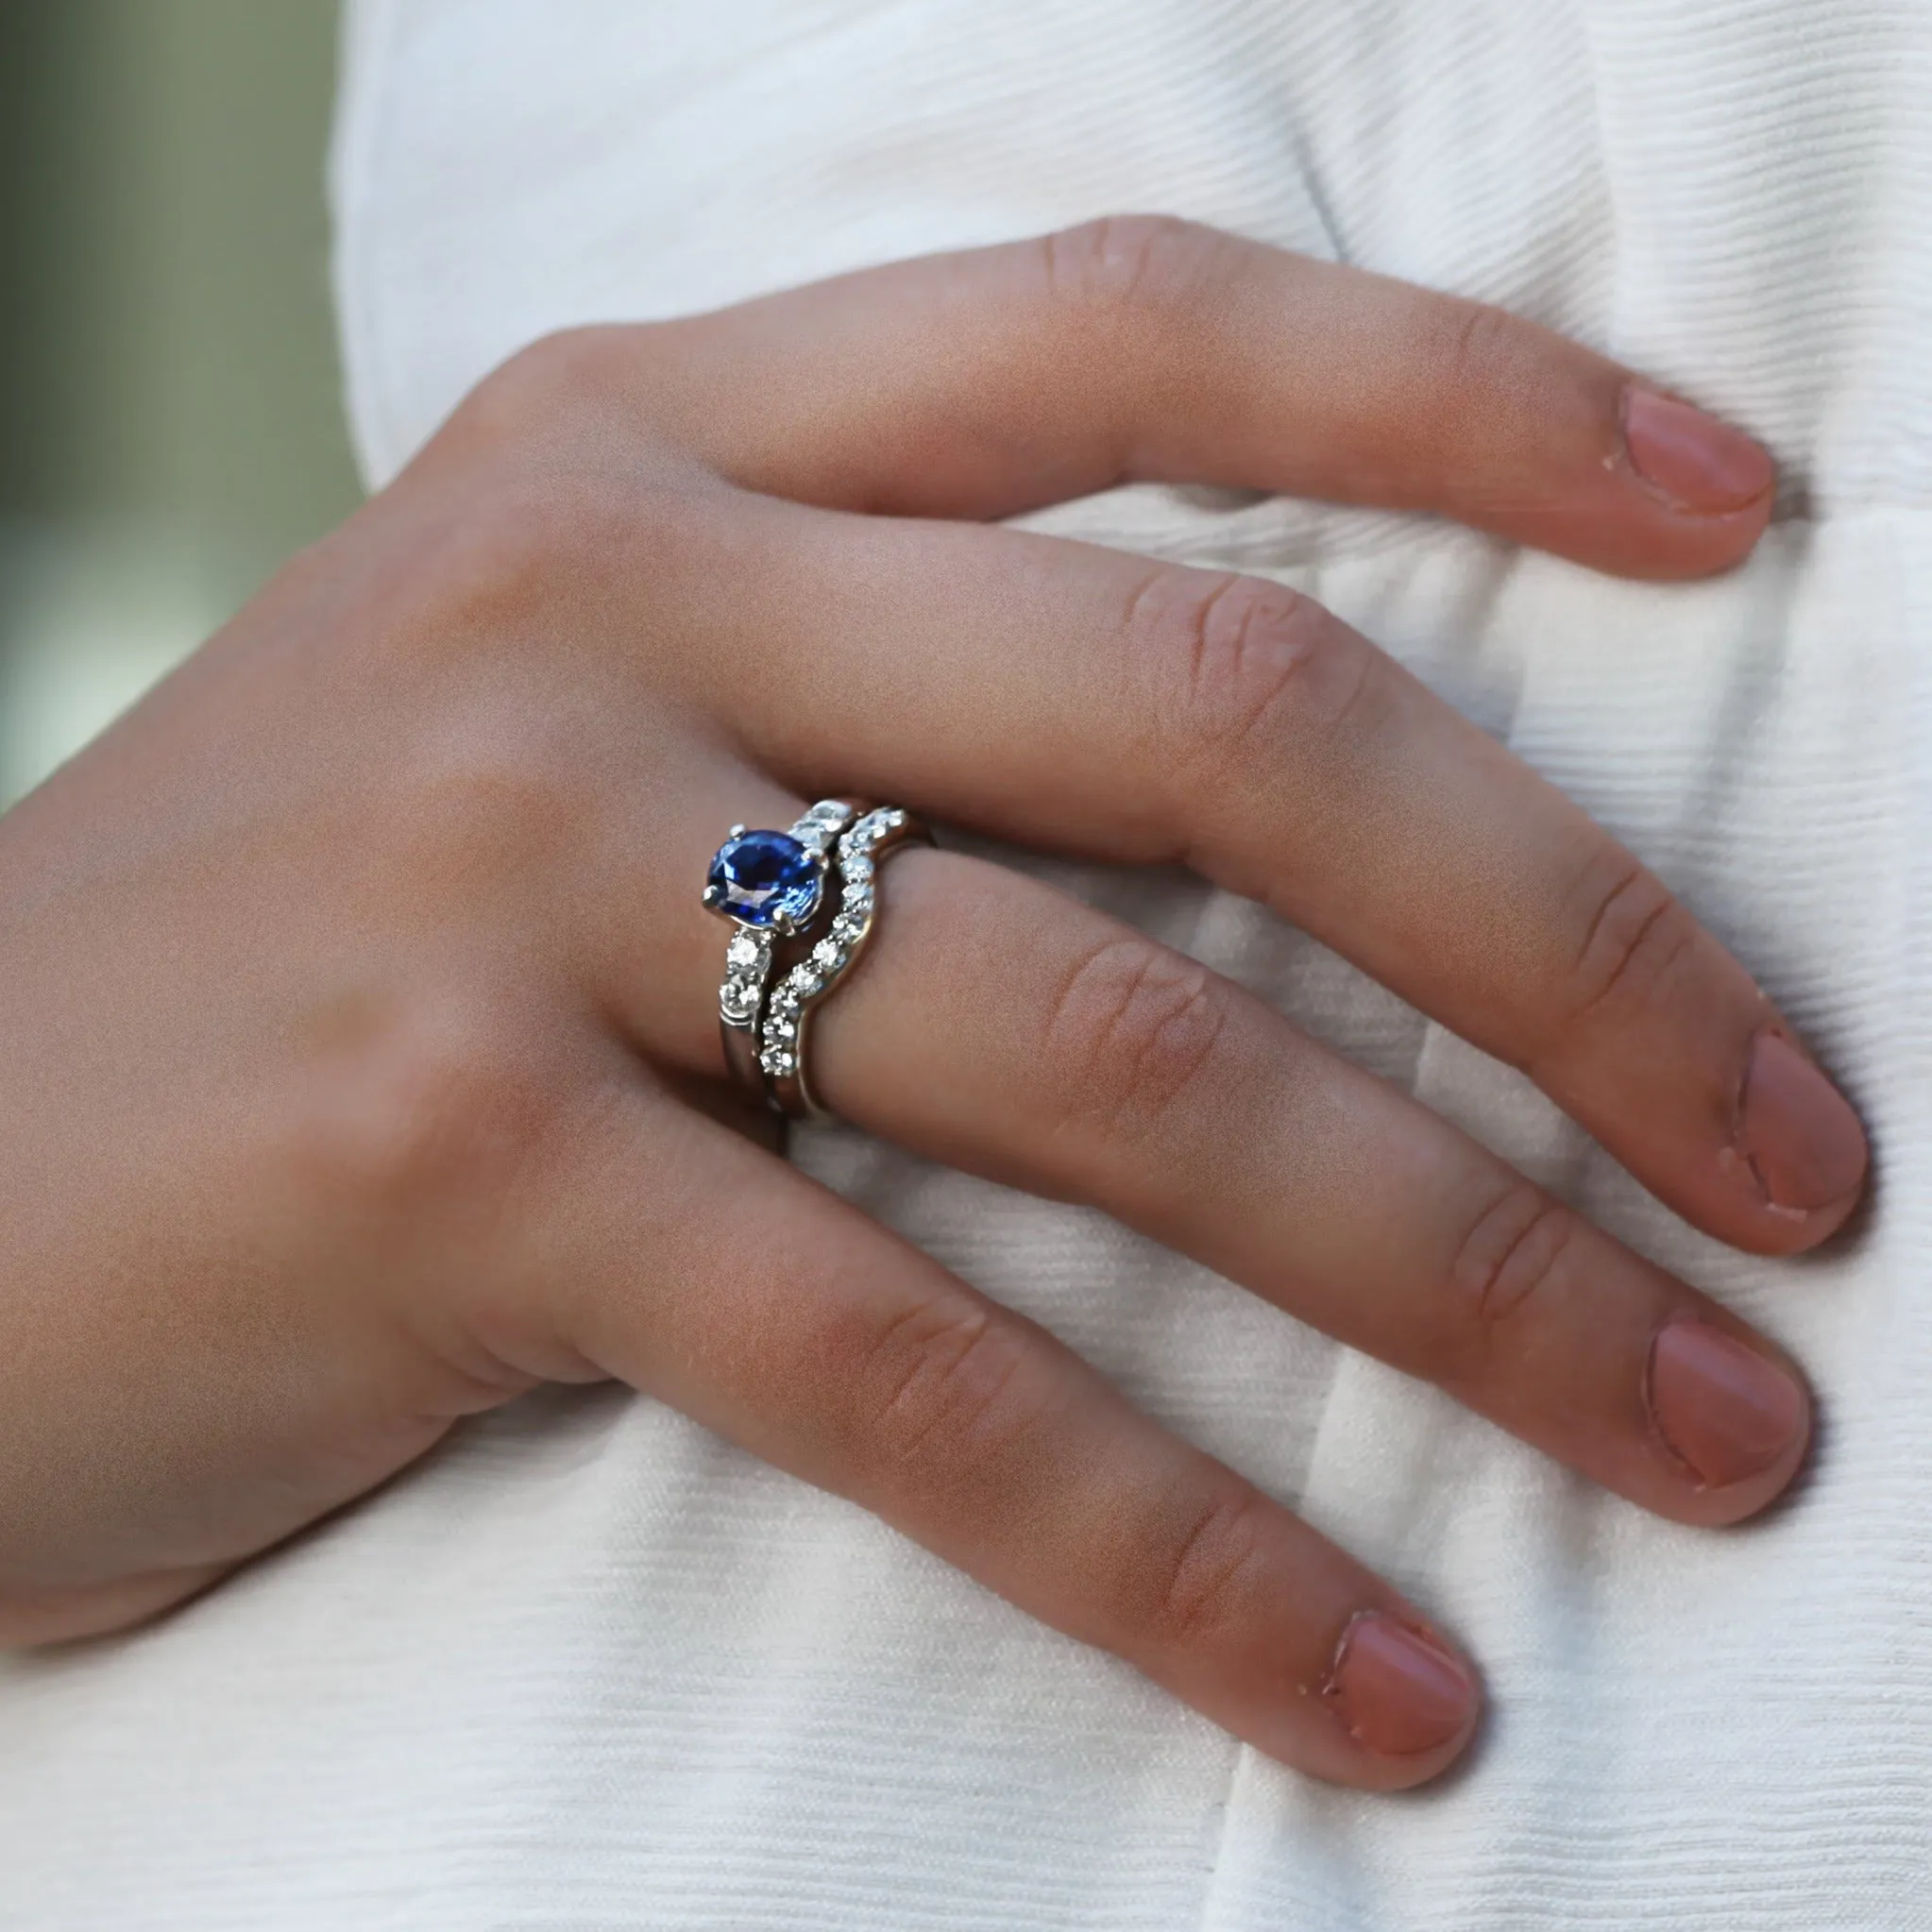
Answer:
[4,2,1930,1925]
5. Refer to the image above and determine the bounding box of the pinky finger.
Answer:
[529,1081,1481,1790]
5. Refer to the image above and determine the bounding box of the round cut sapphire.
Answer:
[705,829,823,929]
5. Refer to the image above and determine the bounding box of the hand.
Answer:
[0,218,1864,1789]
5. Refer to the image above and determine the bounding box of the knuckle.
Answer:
[1134,1484,1272,1651]
[855,1296,1042,1475]
[385,338,720,665]
[358,457,720,711]
[386,704,591,884]
[1039,935,1229,1147]
[1560,856,1703,1033]
[1435,297,1526,396]
[423,464,704,635]
[291,991,568,1207]
[462,324,642,438]
[1450,1182,1578,1327]
[1129,568,1369,807]
[457,475,611,595]
[1038,213,1229,321]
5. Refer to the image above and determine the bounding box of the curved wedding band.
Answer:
[704,799,932,1120]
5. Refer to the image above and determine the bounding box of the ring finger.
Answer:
[640,812,1810,1530]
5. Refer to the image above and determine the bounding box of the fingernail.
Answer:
[1647,1320,1807,1490]
[1322,1611,1475,1756]
[1737,1029,1869,1215]
[1622,385,1774,513]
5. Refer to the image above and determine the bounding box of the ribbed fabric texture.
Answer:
[4,2,1930,1925]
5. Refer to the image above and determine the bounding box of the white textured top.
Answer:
[5,2,1931,1925]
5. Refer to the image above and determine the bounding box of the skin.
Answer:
[0,219,1867,1791]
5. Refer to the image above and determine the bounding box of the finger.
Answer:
[610,216,1772,579]
[0,1565,233,1649]
[771,847,1814,1528]
[522,1076,1481,1790]
[665,517,1866,1257]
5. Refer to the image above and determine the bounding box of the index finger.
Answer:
[607,215,1773,580]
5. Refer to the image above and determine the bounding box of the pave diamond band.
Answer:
[703,799,930,1120]
[759,806,924,1119]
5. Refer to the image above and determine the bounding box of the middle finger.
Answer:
[685,500,1865,1258]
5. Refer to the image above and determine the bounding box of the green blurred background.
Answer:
[0,1,358,805]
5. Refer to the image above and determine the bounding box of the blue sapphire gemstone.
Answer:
[704,829,823,929]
